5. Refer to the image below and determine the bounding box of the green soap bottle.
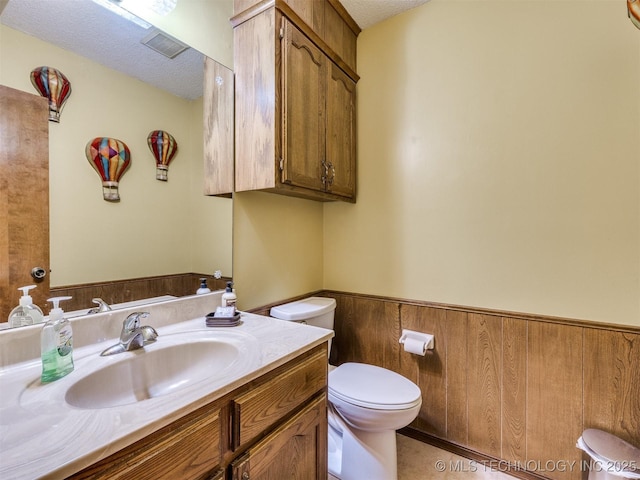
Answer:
[41,296,74,383]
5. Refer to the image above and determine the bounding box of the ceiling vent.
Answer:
[141,29,189,59]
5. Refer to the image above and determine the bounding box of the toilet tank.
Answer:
[270,297,336,330]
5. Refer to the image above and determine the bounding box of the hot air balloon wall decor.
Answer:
[85,137,132,202]
[147,130,178,181]
[30,66,72,123]
[630,0,640,29]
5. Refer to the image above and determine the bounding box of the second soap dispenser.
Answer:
[41,296,74,383]
[221,281,237,308]
[8,285,44,328]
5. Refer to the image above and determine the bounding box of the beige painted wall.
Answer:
[0,25,232,286]
[233,192,324,310]
[324,0,640,326]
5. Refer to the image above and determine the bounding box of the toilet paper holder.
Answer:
[399,329,435,350]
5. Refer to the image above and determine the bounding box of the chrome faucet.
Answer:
[100,312,158,356]
[87,298,112,314]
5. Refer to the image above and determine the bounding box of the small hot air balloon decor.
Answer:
[30,66,72,123]
[85,137,132,202]
[629,0,640,29]
[147,130,178,181]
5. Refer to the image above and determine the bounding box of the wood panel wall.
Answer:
[51,273,230,313]
[254,291,640,480]
[333,292,640,480]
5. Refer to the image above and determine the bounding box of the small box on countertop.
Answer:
[205,306,241,327]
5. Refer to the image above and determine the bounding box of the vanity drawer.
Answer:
[232,347,327,449]
[68,403,222,480]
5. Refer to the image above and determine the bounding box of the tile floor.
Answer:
[329,434,519,480]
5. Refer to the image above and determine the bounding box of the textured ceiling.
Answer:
[1,0,430,100]
[1,0,204,100]
[342,0,430,30]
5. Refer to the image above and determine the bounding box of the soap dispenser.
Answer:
[41,296,74,383]
[221,281,237,308]
[196,277,211,295]
[8,285,44,327]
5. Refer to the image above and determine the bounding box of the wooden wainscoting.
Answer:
[51,273,230,312]
[328,291,640,480]
[251,291,640,480]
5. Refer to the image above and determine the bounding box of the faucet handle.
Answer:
[141,325,158,343]
[92,298,112,312]
[122,312,150,332]
[87,297,112,314]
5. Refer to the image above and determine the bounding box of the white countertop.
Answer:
[0,295,332,480]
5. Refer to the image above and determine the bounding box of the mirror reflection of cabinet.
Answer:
[0,85,50,314]
[204,57,235,197]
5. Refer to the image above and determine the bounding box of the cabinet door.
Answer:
[281,18,326,193]
[230,395,328,480]
[325,62,356,199]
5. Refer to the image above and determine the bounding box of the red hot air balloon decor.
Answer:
[30,66,72,123]
[147,130,178,181]
[85,137,132,202]
[630,0,640,29]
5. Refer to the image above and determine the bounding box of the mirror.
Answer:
[0,0,233,326]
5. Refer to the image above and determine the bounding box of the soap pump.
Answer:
[41,296,74,383]
[8,285,44,328]
[221,281,237,308]
[196,277,211,295]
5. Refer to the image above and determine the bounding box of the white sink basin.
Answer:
[65,331,256,409]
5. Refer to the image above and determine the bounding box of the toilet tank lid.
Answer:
[581,429,640,467]
[270,297,336,321]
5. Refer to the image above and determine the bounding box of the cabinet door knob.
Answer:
[242,473,250,480]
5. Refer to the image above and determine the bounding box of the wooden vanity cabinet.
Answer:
[233,0,359,203]
[229,347,328,479]
[67,344,328,480]
[230,395,328,480]
[67,402,225,480]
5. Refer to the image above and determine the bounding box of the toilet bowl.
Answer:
[577,429,640,480]
[328,362,422,480]
[270,297,422,480]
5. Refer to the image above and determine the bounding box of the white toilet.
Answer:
[577,429,640,480]
[270,296,422,480]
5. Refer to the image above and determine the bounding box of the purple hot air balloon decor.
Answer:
[147,130,178,181]
[85,137,131,202]
[30,66,72,123]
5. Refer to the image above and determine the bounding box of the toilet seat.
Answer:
[329,363,422,410]
[578,429,640,478]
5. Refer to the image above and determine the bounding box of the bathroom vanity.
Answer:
[0,293,332,479]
